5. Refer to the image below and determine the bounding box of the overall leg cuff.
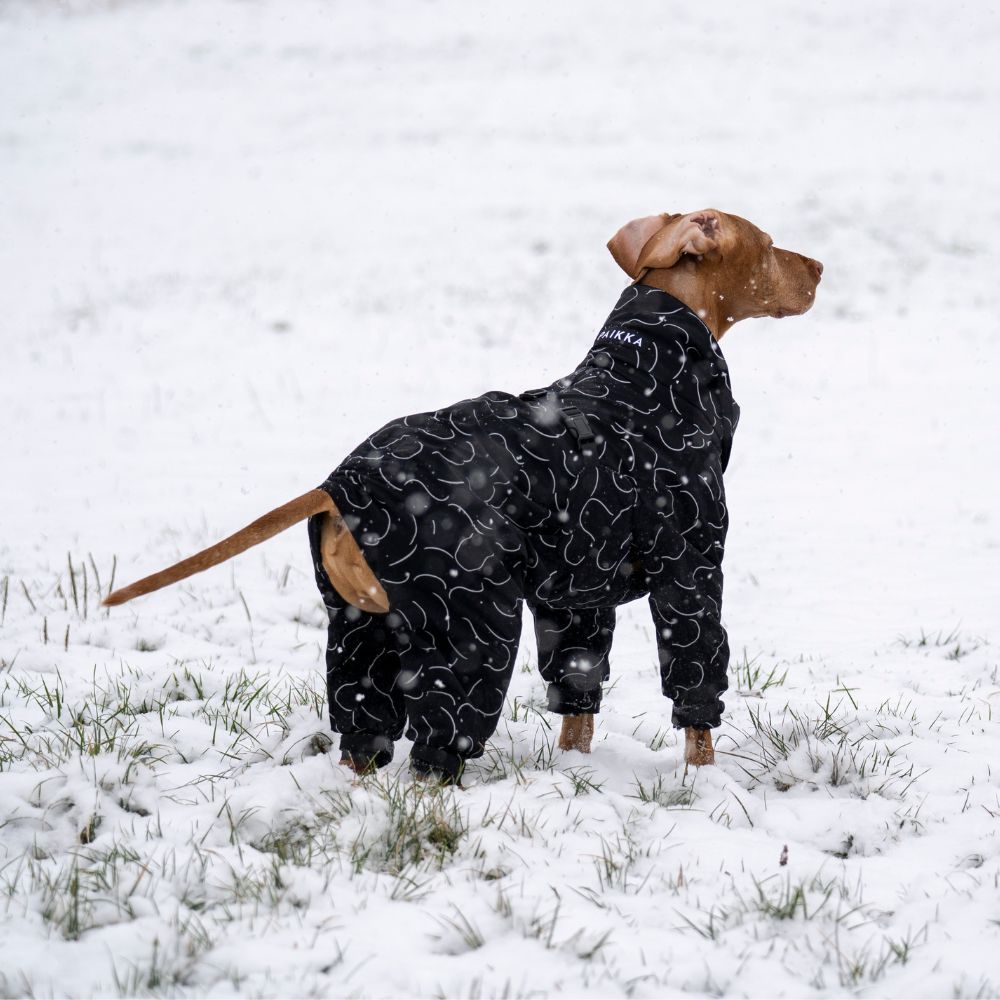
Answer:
[671,702,722,730]
[546,682,602,716]
[339,733,395,770]
[410,745,465,784]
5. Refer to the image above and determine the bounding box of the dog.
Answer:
[104,209,822,781]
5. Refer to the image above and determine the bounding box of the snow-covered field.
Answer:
[2,2,1000,996]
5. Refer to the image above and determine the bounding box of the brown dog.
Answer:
[104,208,821,773]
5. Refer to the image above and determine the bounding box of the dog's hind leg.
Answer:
[391,536,526,784]
[402,598,524,784]
[307,514,405,773]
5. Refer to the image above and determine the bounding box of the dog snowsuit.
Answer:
[309,284,740,780]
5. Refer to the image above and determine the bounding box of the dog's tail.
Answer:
[102,489,390,614]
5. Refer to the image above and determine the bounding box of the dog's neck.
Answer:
[640,264,735,340]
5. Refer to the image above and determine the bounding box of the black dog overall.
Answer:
[309,284,739,781]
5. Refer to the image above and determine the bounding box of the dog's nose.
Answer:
[809,259,824,281]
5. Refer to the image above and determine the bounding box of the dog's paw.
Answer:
[340,751,380,777]
[410,762,464,788]
[558,714,595,753]
[684,727,715,767]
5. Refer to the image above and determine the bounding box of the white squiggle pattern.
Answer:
[308,285,740,775]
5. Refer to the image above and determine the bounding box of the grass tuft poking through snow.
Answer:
[1,457,998,999]
[3,597,996,995]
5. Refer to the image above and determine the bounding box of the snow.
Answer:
[2,1,1000,996]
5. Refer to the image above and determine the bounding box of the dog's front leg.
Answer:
[558,713,594,752]
[532,604,613,757]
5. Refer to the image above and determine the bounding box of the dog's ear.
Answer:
[607,214,676,279]
[608,211,723,279]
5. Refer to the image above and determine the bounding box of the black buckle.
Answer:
[561,405,595,445]
[519,388,550,402]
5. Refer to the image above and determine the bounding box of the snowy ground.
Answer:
[2,1,1000,996]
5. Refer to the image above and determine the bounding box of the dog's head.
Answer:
[608,210,822,327]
